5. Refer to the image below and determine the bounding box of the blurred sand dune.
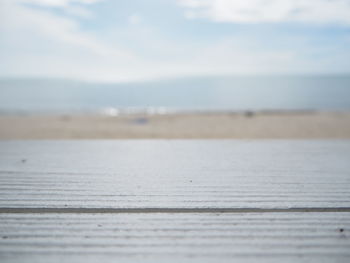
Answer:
[0,111,350,139]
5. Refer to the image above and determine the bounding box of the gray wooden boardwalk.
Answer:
[0,140,349,262]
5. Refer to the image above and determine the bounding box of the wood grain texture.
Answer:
[0,140,349,262]
[1,213,350,262]
[0,141,349,209]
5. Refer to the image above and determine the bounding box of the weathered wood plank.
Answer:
[0,141,349,209]
[1,213,349,262]
[0,140,349,262]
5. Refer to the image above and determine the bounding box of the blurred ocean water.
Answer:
[0,75,350,114]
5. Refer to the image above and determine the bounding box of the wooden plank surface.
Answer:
[0,140,349,262]
[1,212,349,262]
[0,140,350,209]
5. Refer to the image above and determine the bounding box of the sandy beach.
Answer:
[0,111,349,139]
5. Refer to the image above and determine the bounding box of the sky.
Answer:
[0,0,350,82]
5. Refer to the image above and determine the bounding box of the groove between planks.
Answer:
[1,207,350,214]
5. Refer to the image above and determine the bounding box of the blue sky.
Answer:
[0,0,350,82]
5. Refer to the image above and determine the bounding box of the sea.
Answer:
[0,75,350,114]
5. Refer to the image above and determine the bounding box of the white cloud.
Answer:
[1,1,132,57]
[19,0,102,8]
[0,0,140,81]
[178,0,350,24]
[15,0,102,19]
[0,0,349,82]
[128,14,142,25]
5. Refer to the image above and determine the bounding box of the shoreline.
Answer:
[0,111,350,139]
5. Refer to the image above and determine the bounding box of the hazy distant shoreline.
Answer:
[1,111,349,139]
[0,108,323,116]
[2,75,350,113]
